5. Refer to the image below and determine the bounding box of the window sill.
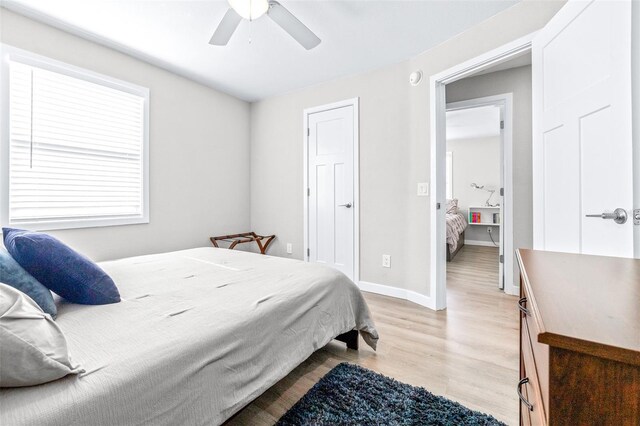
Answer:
[5,215,150,232]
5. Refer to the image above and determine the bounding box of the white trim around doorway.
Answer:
[428,32,536,310]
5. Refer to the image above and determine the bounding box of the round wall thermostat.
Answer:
[409,70,423,86]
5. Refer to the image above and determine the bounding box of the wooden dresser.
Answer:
[516,249,640,425]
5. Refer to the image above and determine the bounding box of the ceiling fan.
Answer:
[209,0,321,50]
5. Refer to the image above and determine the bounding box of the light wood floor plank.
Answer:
[227,245,518,425]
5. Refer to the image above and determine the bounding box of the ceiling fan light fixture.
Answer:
[228,0,269,21]
[210,0,320,49]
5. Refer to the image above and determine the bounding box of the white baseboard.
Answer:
[505,285,520,296]
[358,281,436,310]
[406,290,433,308]
[465,239,500,247]
[357,281,405,299]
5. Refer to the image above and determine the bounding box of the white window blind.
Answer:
[6,53,148,229]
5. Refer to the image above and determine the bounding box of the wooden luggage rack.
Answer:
[209,232,276,254]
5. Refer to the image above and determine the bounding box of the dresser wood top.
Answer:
[516,249,640,366]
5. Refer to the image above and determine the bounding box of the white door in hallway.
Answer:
[307,104,355,279]
[532,0,634,257]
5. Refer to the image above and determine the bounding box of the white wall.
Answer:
[250,1,564,295]
[446,136,501,243]
[251,62,412,288]
[0,9,252,261]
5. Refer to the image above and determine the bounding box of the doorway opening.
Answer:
[444,95,511,294]
[429,33,534,310]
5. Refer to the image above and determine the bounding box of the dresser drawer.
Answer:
[521,319,547,426]
[521,282,549,413]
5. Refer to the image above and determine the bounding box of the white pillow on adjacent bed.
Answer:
[0,283,83,387]
[446,198,459,214]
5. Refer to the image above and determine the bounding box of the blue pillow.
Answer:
[0,248,57,318]
[2,228,120,305]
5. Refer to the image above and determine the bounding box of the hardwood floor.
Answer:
[226,245,519,425]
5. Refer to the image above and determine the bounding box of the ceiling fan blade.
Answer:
[209,8,242,46]
[267,1,320,50]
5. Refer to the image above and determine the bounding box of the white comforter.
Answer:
[0,248,378,425]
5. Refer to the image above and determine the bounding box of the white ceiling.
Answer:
[446,105,500,141]
[1,0,519,102]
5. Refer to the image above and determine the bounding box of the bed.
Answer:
[0,247,378,426]
[446,212,467,261]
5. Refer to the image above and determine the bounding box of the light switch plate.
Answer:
[417,182,429,196]
[286,243,292,254]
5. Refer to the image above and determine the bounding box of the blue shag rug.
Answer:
[277,363,506,426]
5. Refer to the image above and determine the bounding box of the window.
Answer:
[1,47,149,230]
[446,151,453,199]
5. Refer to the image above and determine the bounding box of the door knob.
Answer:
[338,203,352,208]
[585,208,627,224]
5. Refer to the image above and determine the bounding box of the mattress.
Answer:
[446,212,467,253]
[0,248,378,425]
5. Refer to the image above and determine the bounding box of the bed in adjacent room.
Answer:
[446,199,467,261]
[0,247,378,426]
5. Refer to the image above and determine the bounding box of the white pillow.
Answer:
[0,283,83,387]
[446,198,459,214]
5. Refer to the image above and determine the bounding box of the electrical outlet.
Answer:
[487,227,492,234]
[382,254,391,268]
[286,243,292,254]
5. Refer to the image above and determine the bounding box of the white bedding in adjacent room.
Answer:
[0,248,378,426]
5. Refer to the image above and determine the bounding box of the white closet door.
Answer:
[308,105,355,279]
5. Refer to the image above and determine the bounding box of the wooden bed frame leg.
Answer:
[335,330,359,350]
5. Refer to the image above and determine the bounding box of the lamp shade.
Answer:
[228,0,269,20]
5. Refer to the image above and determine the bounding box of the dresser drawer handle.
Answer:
[518,297,530,316]
[517,377,534,411]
